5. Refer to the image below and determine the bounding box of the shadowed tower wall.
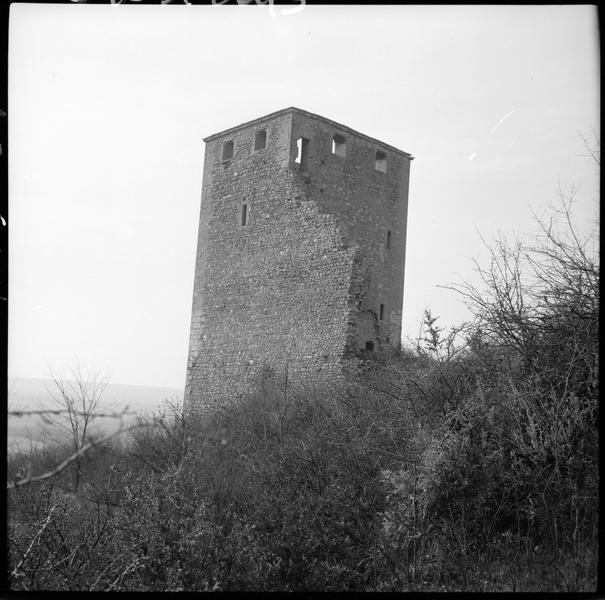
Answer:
[185,108,413,414]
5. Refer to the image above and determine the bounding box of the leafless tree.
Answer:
[41,363,110,490]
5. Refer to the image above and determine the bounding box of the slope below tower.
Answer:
[185,108,413,414]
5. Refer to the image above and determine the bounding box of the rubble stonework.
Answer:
[185,107,413,414]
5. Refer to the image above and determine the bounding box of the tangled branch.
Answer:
[7,409,143,490]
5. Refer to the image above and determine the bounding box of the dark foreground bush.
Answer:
[7,200,598,591]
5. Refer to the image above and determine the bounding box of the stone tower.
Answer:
[185,107,413,414]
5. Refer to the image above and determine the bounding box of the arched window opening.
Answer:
[222,140,234,161]
[375,150,387,173]
[295,137,310,169]
[332,134,347,158]
[254,129,267,151]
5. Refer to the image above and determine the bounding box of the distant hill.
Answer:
[7,377,183,455]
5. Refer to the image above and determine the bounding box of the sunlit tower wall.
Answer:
[185,107,413,414]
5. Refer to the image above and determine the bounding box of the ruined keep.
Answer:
[185,107,413,414]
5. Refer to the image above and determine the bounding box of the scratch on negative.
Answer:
[490,110,515,134]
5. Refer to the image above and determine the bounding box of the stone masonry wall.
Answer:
[185,108,411,414]
[289,112,411,353]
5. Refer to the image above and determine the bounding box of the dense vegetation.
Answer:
[6,199,599,591]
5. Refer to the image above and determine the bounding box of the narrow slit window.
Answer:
[240,203,248,226]
[254,129,267,151]
[375,150,387,173]
[295,137,310,169]
[379,304,385,321]
[386,230,392,249]
[365,341,375,352]
[332,134,347,158]
[222,140,234,161]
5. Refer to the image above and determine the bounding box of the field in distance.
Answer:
[7,377,183,455]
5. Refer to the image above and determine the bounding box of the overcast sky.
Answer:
[8,4,599,389]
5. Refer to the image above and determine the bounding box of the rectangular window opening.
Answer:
[332,134,347,158]
[222,140,234,161]
[386,230,392,250]
[379,303,385,321]
[240,203,248,226]
[254,129,267,151]
[295,137,310,169]
[375,150,387,173]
